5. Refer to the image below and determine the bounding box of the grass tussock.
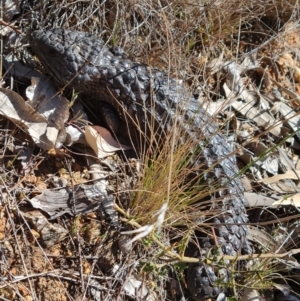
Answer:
[131,130,209,226]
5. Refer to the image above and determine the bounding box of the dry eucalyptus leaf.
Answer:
[240,175,252,191]
[203,99,227,116]
[223,61,245,94]
[279,102,300,136]
[258,169,300,184]
[232,97,276,131]
[223,75,281,136]
[241,288,261,301]
[64,125,86,146]
[244,192,278,208]
[277,147,297,173]
[238,129,252,141]
[269,180,299,194]
[261,156,279,175]
[223,82,281,136]
[64,100,88,146]
[26,75,69,131]
[85,125,131,159]
[89,279,103,301]
[28,183,106,219]
[123,273,156,301]
[0,87,56,149]
[273,193,300,207]
[296,157,300,170]
[271,77,300,103]
[205,52,224,74]
[248,225,297,265]
[26,75,70,148]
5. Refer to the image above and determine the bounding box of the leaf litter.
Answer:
[2,2,300,301]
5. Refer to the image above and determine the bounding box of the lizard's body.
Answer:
[30,28,251,300]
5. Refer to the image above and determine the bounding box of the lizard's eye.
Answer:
[48,49,56,57]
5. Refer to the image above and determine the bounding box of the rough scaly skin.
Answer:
[30,28,252,300]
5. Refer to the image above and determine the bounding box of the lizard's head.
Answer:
[30,29,106,86]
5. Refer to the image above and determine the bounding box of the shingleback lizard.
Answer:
[30,28,252,300]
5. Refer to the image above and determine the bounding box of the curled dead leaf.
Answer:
[0,87,56,149]
[85,125,131,159]
[26,75,69,130]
